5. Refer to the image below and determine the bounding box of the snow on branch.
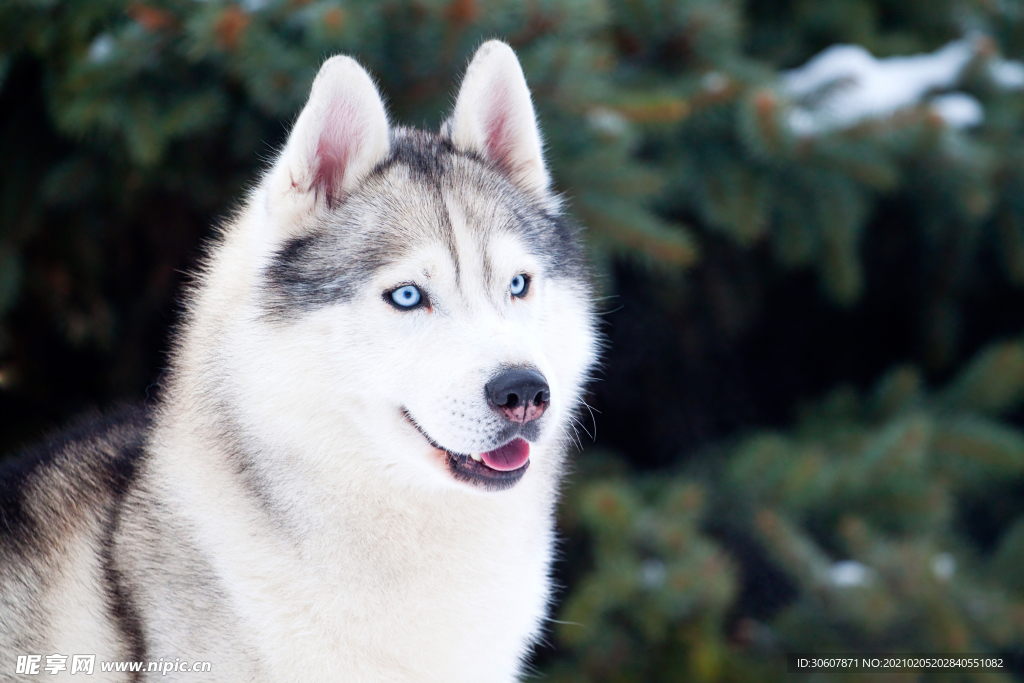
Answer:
[782,37,1024,136]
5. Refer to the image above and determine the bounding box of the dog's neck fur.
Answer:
[148,370,560,681]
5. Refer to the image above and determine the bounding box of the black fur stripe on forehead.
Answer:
[375,129,462,180]
[260,128,587,321]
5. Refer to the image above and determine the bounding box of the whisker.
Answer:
[559,425,582,451]
[570,415,593,441]
[581,400,599,441]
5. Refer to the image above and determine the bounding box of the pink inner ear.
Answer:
[313,102,357,204]
[482,80,516,172]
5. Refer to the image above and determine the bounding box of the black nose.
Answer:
[485,368,550,424]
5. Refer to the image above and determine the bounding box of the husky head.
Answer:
[191,42,598,494]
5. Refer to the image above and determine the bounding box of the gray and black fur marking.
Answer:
[0,408,148,556]
[0,409,150,674]
[262,128,586,321]
[1,407,263,681]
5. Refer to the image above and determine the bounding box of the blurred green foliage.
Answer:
[4,0,1024,680]
[551,342,1024,681]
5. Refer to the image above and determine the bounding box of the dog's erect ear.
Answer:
[267,56,389,222]
[447,41,552,203]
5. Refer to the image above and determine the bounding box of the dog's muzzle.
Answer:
[402,410,531,491]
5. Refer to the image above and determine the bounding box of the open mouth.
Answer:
[402,410,530,491]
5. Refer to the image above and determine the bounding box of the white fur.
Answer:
[1,42,596,683]
[143,43,596,681]
[449,41,554,209]
[266,55,391,235]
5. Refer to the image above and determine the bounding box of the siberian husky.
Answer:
[0,41,599,681]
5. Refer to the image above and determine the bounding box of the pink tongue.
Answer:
[481,439,530,472]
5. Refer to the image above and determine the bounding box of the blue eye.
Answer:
[389,285,422,309]
[510,274,529,298]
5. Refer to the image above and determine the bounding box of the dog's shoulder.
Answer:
[0,405,152,556]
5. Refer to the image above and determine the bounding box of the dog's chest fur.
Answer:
[141,415,558,682]
[114,427,558,682]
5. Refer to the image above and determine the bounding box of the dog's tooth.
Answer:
[471,452,483,462]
